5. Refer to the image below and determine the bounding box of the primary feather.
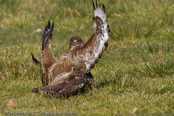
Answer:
[71,0,110,73]
[31,0,109,98]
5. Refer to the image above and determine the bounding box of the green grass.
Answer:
[0,0,174,115]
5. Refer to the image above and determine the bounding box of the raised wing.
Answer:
[72,0,110,73]
[32,71,94,98]
[41,21,57,86]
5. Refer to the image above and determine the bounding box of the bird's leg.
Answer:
[85,72,96,91]
[88,77,97,91]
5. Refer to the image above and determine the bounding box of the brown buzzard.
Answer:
[31,0,110,98]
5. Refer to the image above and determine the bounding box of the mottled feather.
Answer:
[71,0,110,73]
[32,71,94,98]
[31,0,109,98]
[41,21,57,86]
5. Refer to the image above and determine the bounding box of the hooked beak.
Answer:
[73,40,77,45]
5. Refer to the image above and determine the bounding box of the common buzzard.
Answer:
[31,0,110,98]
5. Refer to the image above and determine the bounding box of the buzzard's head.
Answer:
[69,37,84,51]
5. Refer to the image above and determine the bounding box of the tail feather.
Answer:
[31,87,40,93]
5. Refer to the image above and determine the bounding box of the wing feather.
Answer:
[72,0,110,73]
[41,21,57,86]
[32,71,94,98]
[36,72,90,98]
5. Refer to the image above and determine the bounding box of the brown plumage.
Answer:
[31,24,95,97]
[32,71,94,98]
[71,0,110,73]
[31,0,110,98]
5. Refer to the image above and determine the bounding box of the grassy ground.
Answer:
[0,0,174,115]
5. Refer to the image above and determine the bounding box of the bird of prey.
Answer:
[31,0,110,98]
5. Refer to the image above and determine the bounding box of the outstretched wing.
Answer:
[32,72,93,98]
[72,0,110,73]
[41,21,57,86]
